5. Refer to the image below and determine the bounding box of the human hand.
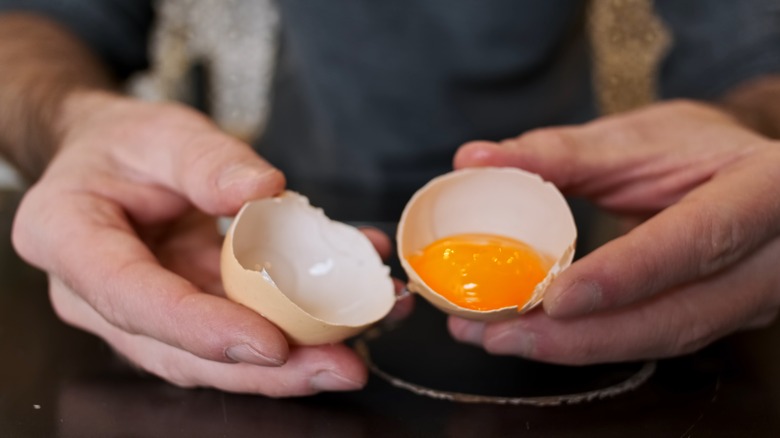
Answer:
[11,92,393,396]
[449,100,780,364]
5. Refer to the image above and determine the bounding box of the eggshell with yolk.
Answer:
[397,167,577,321]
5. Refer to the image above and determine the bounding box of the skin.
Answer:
[15,90,384,396]
[2,14,410,396]
[3,13,780,392]
[449,99,780,364]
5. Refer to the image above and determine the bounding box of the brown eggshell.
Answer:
[221,192,396,345]
[397,167,577,321]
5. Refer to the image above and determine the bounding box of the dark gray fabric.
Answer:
[0,0,153,78]
[260,0,593,219]
[3,1,780,221]
[655,0,780,100]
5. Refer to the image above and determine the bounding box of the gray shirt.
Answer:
[2,0,780,220]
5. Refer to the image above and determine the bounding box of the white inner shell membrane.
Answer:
[231,195,394,325]
[401,168,576,267]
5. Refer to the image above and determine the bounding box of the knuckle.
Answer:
[494,329,606,366]
[11,212,35,263]
[695,206,744,276]
[514,128,578,186]
[518,128,575,154]
[665,98,701,114]
[111,327,205,389]
[141,101,210,133]
[153,359,200,389]
[181,135,245,186]
[670,323,717,356]
[661,304,722,357]
[744,311,778,330]
[125,349,202,390]
[258,383,309,398]
[90,291,126,333]
[108,337,201,389]
[538,337,610,366]
[48,280,83,329]
[659,99,721,121]
[87,258,148,335]
[183,136,230,174]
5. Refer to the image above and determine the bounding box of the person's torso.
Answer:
[259,0,594,220]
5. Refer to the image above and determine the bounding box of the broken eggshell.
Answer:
[221,192,396,345]
[397,167,577,321]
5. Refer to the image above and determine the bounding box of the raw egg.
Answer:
[397,167,576,321]
[407,233,552,311]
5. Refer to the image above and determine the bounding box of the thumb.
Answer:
[158,129,285,216]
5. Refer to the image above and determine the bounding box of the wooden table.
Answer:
[2,189,779,437]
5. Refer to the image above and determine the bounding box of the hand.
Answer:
[449,100,780,364]
[11,92,387,396]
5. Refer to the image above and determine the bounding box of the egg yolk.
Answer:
[406,233,550,311]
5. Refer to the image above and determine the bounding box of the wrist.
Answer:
[56,89,126,150]
[15,88,123,182]
[0,13,118,182]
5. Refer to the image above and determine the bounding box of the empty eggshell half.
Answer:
[397,167,577,321]
[221,191,396,345]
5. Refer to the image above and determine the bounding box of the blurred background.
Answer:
[0,0,668,198]
[0,158,20,189]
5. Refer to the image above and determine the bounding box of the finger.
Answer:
[175,344,366,396]
[456,141,681,216]
[121,107,286,216]
[456,137,739,215]
[454,103,758,214]
[30,194,289,366]
[358,226,415,321]
[454,135,588,190]
[170,132,285,216]
[151,212,226,296]
[385,279,415,322]
[742,310,778,331]
[50,280,365,396]
[359,226,393,260]
[544,151,780,318]
[450,236,780,364]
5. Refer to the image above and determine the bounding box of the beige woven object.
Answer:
[128,0,279,141]
[588,0,671,114]
[127,0,670,138]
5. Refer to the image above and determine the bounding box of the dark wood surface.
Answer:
[2,189,779,437]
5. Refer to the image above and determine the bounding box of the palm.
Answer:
[145,210,225,297]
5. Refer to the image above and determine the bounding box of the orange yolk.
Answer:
[406,233,550,311]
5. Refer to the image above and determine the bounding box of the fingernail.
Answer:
[547,280,602,318]
[486,328,536,357]
[225,344,285,367]
[217,165,269,190]
[309,370,364,392]
[450,318,485,346]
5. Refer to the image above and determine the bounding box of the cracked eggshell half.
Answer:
[397,167,577,321]
[221,192,396,345]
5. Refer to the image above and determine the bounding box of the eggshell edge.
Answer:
[397,167,577,321]
[221,199,393,346]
